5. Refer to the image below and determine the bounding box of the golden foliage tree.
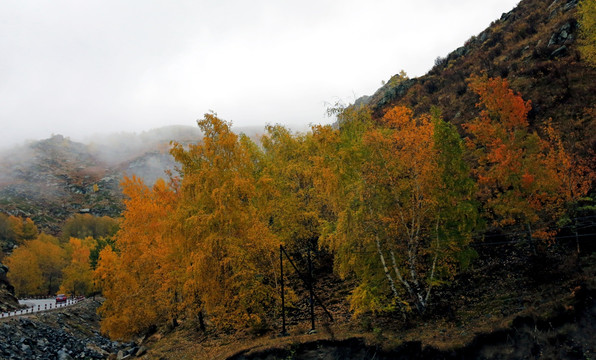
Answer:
[26,234,67,295]
[0,214,17,252]
[6,216,38,245]
[6,216,23,243]
[61,214,119,242]
[94,245,118,293]
[59,237,94,296]
[97,114,280,339]
[5,233,67,296]
[21,218,39,241]
[260,125,333,252]
[90,113,373,337]
[95,176,181,339]
[5,246,43,297]
[171,113,278,331]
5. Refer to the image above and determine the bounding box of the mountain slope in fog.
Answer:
[0,125,263,234]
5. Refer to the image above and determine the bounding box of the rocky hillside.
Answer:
[0,135,124,235]
[359,0,595,155]
[0,262,19,313]
[0,299,138,360]
[0,132,193,235]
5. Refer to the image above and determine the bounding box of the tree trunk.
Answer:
[574,217,580,255]
[527,223,537,256]
[375,235,406,319]
[197,310,206,332]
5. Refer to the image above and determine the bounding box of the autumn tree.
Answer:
[0,215,38,250]
[325,105,477,316]
[170,113,278,331]
[89,236,116,269]
[95,176,181,339]
[59,237,94,296]
[0,213,17,252]
[61,214,119,242]
[260,125,336,253]
[315,105,373,226]
[6,216,38,244]
[26,234,67,295]
[5,246,43,297]
[4,233,67,296]
[6,216,24,244]
[21,218,39,241]
[464,75,590,249]
[99,115,280,339]
[542,122,595,254]
[94,245,119,294]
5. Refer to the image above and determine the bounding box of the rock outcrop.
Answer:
[0,262,19,313]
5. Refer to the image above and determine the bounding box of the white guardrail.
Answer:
[0,296,85,319]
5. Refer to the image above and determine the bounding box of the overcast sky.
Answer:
[0,0,519,149]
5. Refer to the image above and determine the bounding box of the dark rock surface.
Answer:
[0,261,19,313]
[0,299,135,360]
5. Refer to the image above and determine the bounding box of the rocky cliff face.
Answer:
[0,262,19,313]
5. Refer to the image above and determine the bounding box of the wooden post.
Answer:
[307,248,315,333]
[280,245,288,336]
[280,246,334,323]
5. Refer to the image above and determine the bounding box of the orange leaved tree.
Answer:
[27,234,68,295]
[95,176,182,340]
[464,75,591,250]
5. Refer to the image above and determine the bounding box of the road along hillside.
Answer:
[0,298,138,360]
[1,297,83,319]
